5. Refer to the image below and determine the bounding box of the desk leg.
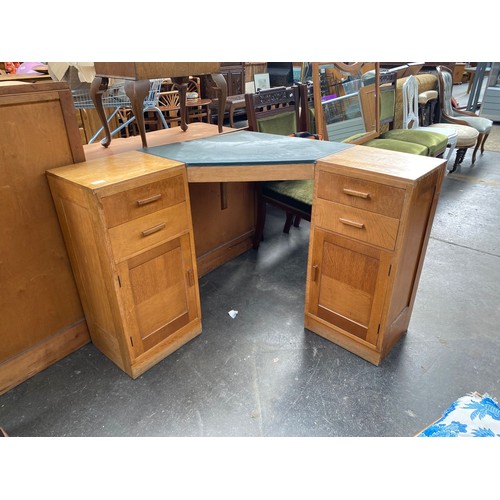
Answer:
[210,73,227,133]
[90,76,112,148]
[124,79,150,148]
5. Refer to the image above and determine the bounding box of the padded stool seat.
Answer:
[428,123,479,172]
[262,180,313,215]
[364,138,428,155]
[381,129,448,157]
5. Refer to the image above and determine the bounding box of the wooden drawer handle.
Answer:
[141,223,166,237]
[343,188,370,199]
[136,193,162,206]
[339,218,365,229]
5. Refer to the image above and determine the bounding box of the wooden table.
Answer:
[90,63,227,149]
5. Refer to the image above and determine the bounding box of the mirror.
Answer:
[311,62,380,143]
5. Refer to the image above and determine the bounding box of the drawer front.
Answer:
[109,202,190,262]
[101,174,186,228]
[316,170,405,219]
[314,198,400,250]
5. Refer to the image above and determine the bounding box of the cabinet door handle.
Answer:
[312,264,319,282]
[187,269,194,287]
[343,188,370,199]
[339,218,365,229]
[141,222,166,237]
[136,193,162,206]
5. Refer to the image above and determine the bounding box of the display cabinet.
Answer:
[305,146,446,365]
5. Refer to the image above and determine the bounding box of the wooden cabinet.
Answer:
[46,151,202,378]
[305,146,446,365]
[0,81,90,395]
[201,62,245,99]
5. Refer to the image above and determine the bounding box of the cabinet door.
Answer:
[118,233,200,357]
[306,229,392,347]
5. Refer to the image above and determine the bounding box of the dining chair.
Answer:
[436,65,493,164]
[245,85,313,249]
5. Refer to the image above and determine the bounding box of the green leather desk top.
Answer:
[143,130,352,166]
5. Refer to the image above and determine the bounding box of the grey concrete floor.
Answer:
[1,143,499,439]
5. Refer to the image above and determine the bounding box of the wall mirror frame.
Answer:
[311,62,380,144]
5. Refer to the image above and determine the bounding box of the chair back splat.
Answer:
[245,85,300,135]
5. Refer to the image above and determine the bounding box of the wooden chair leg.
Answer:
[449,147,467,173]
[471,133,484,164]
[283,212,295,233]
[481,132,490,154]
[253,186,266,250]
[293,215,302,228]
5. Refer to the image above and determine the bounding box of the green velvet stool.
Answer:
[363,138,429,155]
[380,128,448,157]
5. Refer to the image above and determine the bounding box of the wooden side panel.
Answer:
[0,82,88,371]
[384,168,443,349]
[0,321,89,396]
[189,182,256,276]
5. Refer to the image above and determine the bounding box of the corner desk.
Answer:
[47,125,446,378]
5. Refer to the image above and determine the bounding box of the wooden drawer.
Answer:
[108,201,190,262]
[314,198,400,251]
[316,170,405,219]
[101,173,186,228]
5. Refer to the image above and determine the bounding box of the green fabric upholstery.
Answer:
[381,129,448,156]
[341,133,367,143]
[308,107,316,134]
[262,179,313,213]
[380,89,396,122]
[257,111,297,135]
[364,138,428,156]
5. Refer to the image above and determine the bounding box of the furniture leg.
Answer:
[90,76,112,148]
[481,132,489,154]
[123,79,150,148]
[471,133,485,164]
[284,213,295,233]
[171,77,189,132]
[210,73,227,133]
[253,184,266,249]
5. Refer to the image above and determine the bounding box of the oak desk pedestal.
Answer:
[305,147,445,365]
[47,152,201,378]
[48,133,445,376]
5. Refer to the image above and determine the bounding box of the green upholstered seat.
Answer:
[364,138,428,155]
[262,179,313,214]
[257,111,298,135]
[381,129,448,156]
